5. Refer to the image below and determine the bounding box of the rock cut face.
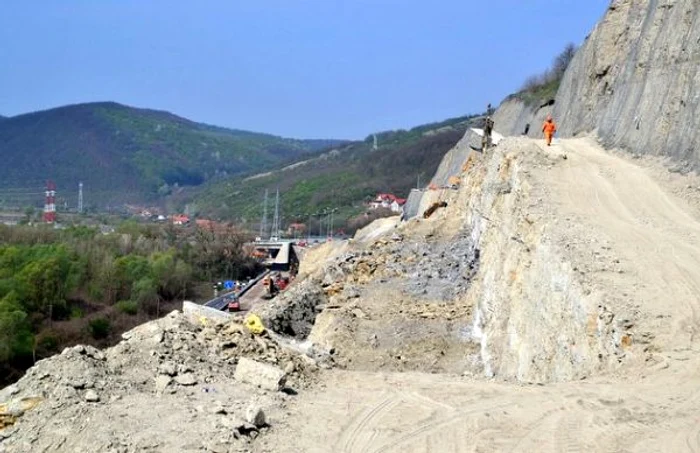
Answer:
[554,0,700,166]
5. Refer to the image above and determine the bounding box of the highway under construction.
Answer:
[204,239,300,315]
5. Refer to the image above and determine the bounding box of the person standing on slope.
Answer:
[542,115,557,146]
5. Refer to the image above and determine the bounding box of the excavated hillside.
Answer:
[496,0,700,171]
[253,130,700,452]
[6,3,700,451]
[4,126,700,452]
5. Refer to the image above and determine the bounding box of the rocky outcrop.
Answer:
[0,311,318,452]
[496,1,700,168]
[402,129,480,221]
[492,97,539,138]
[555,0,700,167]
[254,278,328,338]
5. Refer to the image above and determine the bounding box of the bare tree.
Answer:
[551,43,578,79]
[518,43,578,93]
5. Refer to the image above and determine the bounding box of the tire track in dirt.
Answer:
[363,402,517,453]
[336,392,401,453]
[548,139,700,350]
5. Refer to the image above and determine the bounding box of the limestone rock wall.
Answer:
[492,97,538,138]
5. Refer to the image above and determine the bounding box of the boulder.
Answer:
[154,375,172,393]
[84,390,100,403]
[245,405,266,427]
[175,373,197,386]
[234,358,286,391]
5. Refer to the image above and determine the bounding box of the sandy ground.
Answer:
[542,137,700,355]
[257,137,700,453]
[257,366,700,453]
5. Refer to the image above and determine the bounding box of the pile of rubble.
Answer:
[0,310,320,453]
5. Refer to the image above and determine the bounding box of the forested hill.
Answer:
[0,102,345,206]
[195,114,481,230]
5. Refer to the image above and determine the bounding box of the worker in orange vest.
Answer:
[542,115,557,146]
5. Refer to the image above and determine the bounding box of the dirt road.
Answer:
[258,138,700,452]
[546,137,700,354]
[259,367,700,453]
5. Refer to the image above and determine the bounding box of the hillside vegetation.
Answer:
[510,43,577,107]
[0,222,260,385]
[194,114,480,231]
[0,102,344,206]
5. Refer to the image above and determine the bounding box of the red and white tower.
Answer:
[43,180,56,223]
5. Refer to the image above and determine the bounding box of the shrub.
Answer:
[516,43,578,105]
[88,317,110,339]
[116,300,138,316]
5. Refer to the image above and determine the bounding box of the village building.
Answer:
[368,193,406,213]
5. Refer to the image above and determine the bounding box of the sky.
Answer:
[0,0,609,139]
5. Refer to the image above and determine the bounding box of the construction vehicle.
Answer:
[225,293,241,312]
[275,275,290,291]
[262,275,278,300]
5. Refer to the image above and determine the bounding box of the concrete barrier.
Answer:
[182,301,232,325]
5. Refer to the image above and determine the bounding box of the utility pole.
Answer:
[43,180,56,223]
[272,187,280,240]
[319,209,327,238]
[260,189,268,239]
[373,134,378,151]
[329,208,338,239]
[78,182,83,214]
[306,213,311,241]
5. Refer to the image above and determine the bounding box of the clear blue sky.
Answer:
[1,0,609,139]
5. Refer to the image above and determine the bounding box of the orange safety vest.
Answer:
[542,120,557,135]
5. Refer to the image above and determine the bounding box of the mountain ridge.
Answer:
[0,102,345,207]
[193,113,481,229]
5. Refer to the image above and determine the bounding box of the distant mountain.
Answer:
[194,114,481,230]
[0,102,345,207]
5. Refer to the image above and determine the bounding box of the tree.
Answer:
[132,277,160,315]
[114,254,152,301]
[552,43,578,79]
[518,43,578,94]
[23,206,36,224]
[15,251,74,321]
[0,297,33,363]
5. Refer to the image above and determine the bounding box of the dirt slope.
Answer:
[257,136,700,452]
[546,137,700,354]
[5,135,700,452]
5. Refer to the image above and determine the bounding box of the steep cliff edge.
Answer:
[497,0,700,169]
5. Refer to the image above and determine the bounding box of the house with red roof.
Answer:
[171,214,190,226]
[369,193,406,213]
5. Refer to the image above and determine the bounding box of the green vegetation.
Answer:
[0,221,261,385]
[116,300,138,315]
[0,102,346,207]
[88,318,111,339]
[195,114,481,232]
[512,43,577,106]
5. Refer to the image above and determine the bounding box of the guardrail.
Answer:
[203,269,271,311]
